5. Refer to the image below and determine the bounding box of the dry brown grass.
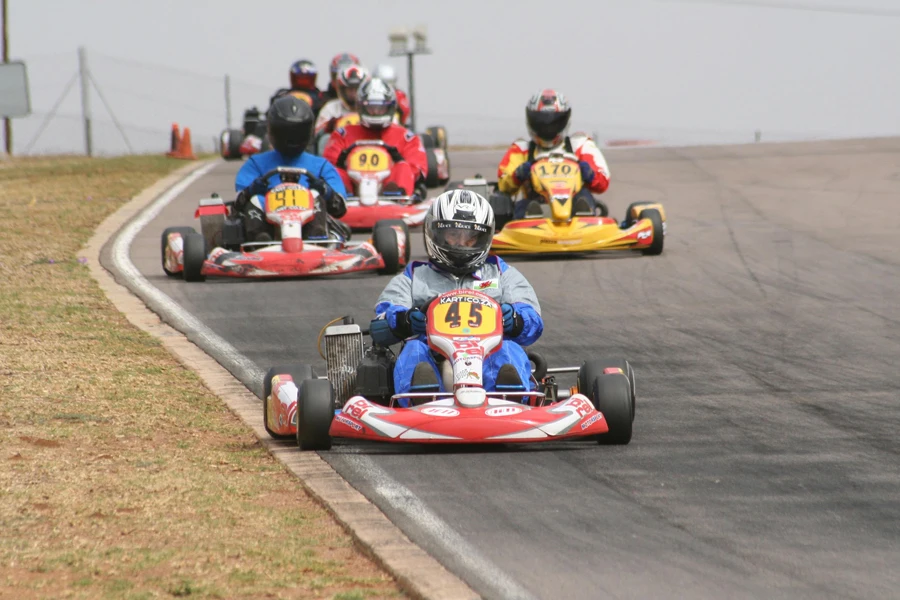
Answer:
[0,155,404,599]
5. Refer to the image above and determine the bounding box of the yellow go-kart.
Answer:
[447,151,666,256]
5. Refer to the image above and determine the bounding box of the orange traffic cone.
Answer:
[165,123,181,157]
[175,127,197,160]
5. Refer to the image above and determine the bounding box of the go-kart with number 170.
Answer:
[160,167,410,281]
[263,289,636,449]
[337,140,433,231]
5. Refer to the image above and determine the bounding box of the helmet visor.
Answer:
[361,101,394,117]
[431,221,492,255]
[527,109,571,143]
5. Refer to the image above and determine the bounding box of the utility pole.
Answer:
[3,0,12,155]
[388,26,431,133]
[78,46,93,156]
[224,74,232,128]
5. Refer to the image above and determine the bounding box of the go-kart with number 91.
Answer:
[263,288,635,450]
[160,167,410,281]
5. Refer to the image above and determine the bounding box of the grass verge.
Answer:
[0,155,404,599]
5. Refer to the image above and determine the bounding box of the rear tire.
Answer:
[375,219,411,265]
[638,208,664,256]
[424,148,440,188]
[373,222,401,274]
[489,192,514,231]
[297,379,335,450]
[222,129,244,161]
[263,365,315,440]
[425,126,448,150]
[623,201,653,228]
[590,374,633,445]
[161,226,196,277]
[182,232,207,282]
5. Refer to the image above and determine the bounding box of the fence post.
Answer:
[78,46,93,156]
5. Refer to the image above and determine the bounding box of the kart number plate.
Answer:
[347,147,391,172]
[431,300,499,336]
[265,187,313,211]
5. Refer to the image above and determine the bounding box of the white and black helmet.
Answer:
[358,77,397,129]
[424,189,495,276]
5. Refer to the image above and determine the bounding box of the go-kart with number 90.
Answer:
[160,167,410,281]
[449,150,667,257]
[263,289,635,450]
[338,140,434,231]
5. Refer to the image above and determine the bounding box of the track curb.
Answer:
[81,159,480,600]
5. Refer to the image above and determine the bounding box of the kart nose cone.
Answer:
[455,387,486,408]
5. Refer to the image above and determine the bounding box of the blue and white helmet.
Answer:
[424,189,495,276]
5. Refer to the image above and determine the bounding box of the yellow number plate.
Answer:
[347,147,391,172]
[431,300,499,336]
[265,187,313,212]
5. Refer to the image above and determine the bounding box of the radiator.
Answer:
[324,323,364,407]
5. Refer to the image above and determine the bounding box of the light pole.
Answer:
[388,26,430,132]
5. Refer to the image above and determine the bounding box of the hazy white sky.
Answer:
[7,0,900,154]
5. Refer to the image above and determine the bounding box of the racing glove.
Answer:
[307,176,333,202]
[579,161,595,184]
[390,308,427,339]
[385,145,405,163]
[512,161,534,186]
[501,303,525,338]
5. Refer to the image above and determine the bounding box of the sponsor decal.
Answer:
[566,397,594,417]
[440,295,494,306]
[421,406,459,417]
[539,239,558,244]
[603,367,624,375]
[344,398,371,419]
[581,412,604,430]
[335,414,362,431]
[475,279,499,290]
[637,230,652,240]
[485,406,523,417]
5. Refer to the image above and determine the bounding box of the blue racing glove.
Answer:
[501,303,523,337]
[407,308,427,335]
[579,161,595,184]
[513,161,533,185]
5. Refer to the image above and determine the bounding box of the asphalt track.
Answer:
[118,139,900,599]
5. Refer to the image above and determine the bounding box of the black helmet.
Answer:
[266,95,314,157]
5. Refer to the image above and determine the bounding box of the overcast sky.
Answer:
[6,0,900,154]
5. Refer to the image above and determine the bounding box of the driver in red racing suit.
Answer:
[323,77,427,196]
[496,89,611,219]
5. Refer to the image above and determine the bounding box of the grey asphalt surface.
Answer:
[119,140,900,599]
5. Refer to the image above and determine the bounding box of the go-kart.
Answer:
[447,151,666,256]
[263,288,635,449]
[336,140,433,230]
[161,167,410,281]
[220,106,271,161]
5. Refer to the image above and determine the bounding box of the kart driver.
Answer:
[315,64,368,136]
[234,95,348,243]
[372,64,411,126]
[323,77,427,196]
[325,52,360,101]
[371,189,543,400]
[495,89,611,219]
[269,59,326,117]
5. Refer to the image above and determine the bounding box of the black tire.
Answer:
[591,374,633,445]
[578,358,635,421]
[425,126,448,150]
[638,208,664,256]
[424,148,440,188]
[420,132,435,150]
[161,226,197,277]
[182,232,207,282]
[223,129,244,161]
[375,219,411,265]
[263,365,315,440]
[489,192,514,231]
[623,201,654,228]
[372,222,401,275]
[297,379,335,451]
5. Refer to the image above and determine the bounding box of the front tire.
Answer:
[375,219,410,265]
[578,358,635,421]
[161,226,196,277]
[182,232,207,282]
[372,222,402,275]
[639,208,664,256]
[263,365,315,440]
[590,374,633,445]
[297,379,335,451]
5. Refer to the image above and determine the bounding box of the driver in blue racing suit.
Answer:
[234,95,348,242]
[372,189,543,400]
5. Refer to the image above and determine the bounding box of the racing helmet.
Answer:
[266,94,315,157]
[373,64,398,87]
[424,189,495,276]
[289,59,317,89]
[358,78,397,130]
[336,64,369,111]
[526,89,572,149]
[329,52,360,80]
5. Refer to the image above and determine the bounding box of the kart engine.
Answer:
[324,321,365,406]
